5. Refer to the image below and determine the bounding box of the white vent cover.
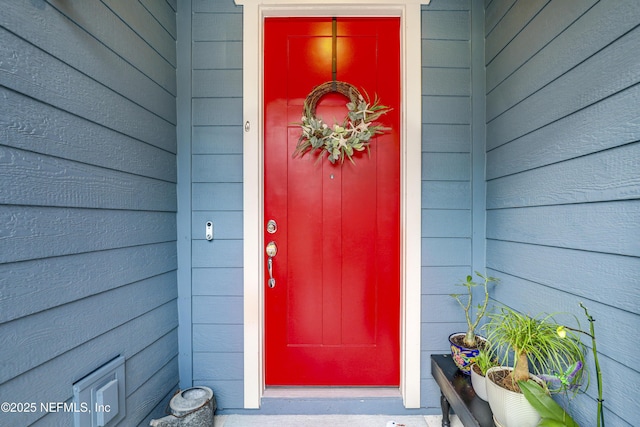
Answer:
[73,356,126,427]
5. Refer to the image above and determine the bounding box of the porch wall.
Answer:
[484,0,640,426]
[179,0,482,413]
[420,0,482,411]
[185,0,245,409]
[0,1,179,425]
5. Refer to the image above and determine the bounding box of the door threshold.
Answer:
[263,387,401,399]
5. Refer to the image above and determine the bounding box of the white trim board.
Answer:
[235,0,427,410]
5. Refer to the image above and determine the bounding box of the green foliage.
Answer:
[484,306,586,391]
[575,303,605,427]
[474,348,499,376]
[519,380,579,427]
[295,91,391,164]
[449,272,499,348]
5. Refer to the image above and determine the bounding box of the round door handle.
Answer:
[266,241,277,257]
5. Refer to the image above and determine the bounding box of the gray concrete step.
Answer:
[213,414,463,427]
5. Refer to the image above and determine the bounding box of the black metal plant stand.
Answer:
[430,354,496,427]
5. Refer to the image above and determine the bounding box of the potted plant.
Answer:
[470,348,499,401]
[449,272,499,374]
[520,302,605,427]
[483,306,587,427]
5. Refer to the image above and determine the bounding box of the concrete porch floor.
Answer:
[213,414,462,426]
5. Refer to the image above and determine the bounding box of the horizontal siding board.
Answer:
[0,302,177,427]
[0,29,176,152]
[486,0,595,93]
[422,40,470,68]
[48,0,176,95]
[0,207,176,264]
[574,353,640,425]
[0,273,177,383]
[192,296,244,324]
[422,67,470,96]
[487,27,640,149]
[0,0,176,124]
[422,209,471,238]
[423,96,470,124]
[486,143,640,208]
[193,0,242,13]
[192,154,243,182]
[422,181,471,209]
[193,352,243,380]
[1,90,176,182]
[422,377,441,409]
[192,183,243,210]
[103,0,176,66]
[194,379,243,410]
[421,10,470,41]
[192,268,243,296]
[421,294,464,323]
[140,0,177,38]
[193,98,243,126]
[193,324,243,352]
[0,242,176,323]
[486,240,639,313]
[421,0,469,11]
[487,201,640,256]
[421,238,471,266]
[193,69,243,97]
[487,83,640,179]
[422,124,470,153]
[192,240,243,268]
[487,0,639,118]
[485,0,549,64]
[126,330,179,396]
[192,13,243,41]
[422,153,470,180]
[421,266,472,294]
[193,41,243,69]
[123,356,179,425]
[484,0,517,37]
[192,211,243,240]
[421,321,468,351]
[193,126,243,154]
[0,146,176,210]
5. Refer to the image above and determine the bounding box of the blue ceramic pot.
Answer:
[449,332,485,375]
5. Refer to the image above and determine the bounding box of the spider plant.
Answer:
[474,348,499,376]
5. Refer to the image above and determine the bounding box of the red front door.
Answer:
[264,17,400,386]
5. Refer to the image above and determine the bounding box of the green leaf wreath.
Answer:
[293,81,391,164]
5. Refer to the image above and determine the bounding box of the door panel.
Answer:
[264,17,400,386]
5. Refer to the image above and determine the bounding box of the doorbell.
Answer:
[205,221,213,241]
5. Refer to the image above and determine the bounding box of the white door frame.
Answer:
[235,0,427,409]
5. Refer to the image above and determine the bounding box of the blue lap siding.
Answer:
[0,0,178,425]
[2,0,638,425]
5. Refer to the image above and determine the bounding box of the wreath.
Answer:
[293,81,391,164]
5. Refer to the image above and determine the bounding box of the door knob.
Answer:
[266,241,277,288]
[266,241,277,257]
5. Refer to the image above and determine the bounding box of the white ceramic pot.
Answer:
[486,366,542,427]
[470,364,488,401]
